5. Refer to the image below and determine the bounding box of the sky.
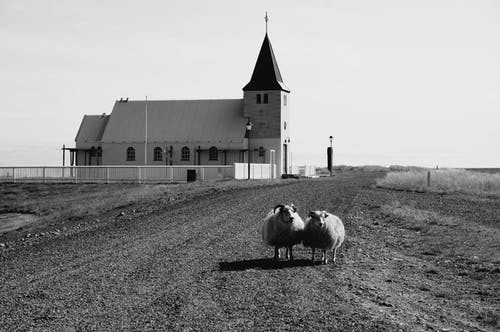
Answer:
[1,0,499,168]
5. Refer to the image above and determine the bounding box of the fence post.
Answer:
[43,167,46,183]
[170,167,174,183]
[427,171,431,187]
[201,167,205,181]
[138,167,142,184]
[75,167,78,184]
[106,167,109,184]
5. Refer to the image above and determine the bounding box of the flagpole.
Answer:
[145,96,148,165]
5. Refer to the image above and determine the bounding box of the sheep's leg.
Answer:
[333,247,338,264]
[288,246,293,261]
[311,248,315,262]
[285,247,289,260]
[322,250,328,265]
[274,246,280,261]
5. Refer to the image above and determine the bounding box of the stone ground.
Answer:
[0,173,499,331]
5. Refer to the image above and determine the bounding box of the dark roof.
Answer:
[75,114,109,143]
[100,99,247,148]
[243,33,290,92]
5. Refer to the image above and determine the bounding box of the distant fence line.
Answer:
[0,164,277,183]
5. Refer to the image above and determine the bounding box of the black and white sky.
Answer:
[1,0,499,167]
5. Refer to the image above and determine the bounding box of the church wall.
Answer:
[246,137,282,171]
[280,91,291,174]
[243,91,292,175]
[100,142,244,166]
[243,91,282,138]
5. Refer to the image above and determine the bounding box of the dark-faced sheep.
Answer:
[262,204,305,261]
[303,210,345,264]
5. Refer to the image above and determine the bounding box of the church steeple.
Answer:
[243,33,290,92]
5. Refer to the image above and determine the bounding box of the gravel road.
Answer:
[1,173,498,331]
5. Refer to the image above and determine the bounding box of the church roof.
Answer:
[75,114,109,143]
[99,99,246,148]
[243,33,290,92]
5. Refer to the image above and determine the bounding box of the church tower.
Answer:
[243,25,291,175]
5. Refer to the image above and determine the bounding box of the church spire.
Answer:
[243,17,289,93]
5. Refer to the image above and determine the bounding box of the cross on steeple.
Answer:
[265,11,268,33]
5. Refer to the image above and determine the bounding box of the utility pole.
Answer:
[145,96,148,165]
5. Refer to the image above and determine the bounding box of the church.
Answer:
[73,27,292,176]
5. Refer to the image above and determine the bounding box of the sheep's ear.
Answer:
[291,204,297,213]
[274,204,285,213]
[322,211,329,218]
[309,211,315,218]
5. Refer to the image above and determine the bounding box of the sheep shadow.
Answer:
[219,258,324,271]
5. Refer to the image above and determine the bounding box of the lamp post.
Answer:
[328,136,333,176]
[246,119,253,180]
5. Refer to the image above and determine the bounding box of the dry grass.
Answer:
[0,179,287,233]
[377,169,500,196]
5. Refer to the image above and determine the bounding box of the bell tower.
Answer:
[242,17,291,175]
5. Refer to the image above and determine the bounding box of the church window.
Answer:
[284,121,287,130]
[97,147,102,157]
[283,94,287,106]
[263,93,268,104]
[181,147,190,161]
[209,146,218,161]
[126,147,135,161]
[256,94,261,104]
[90,146,97,157]
[154,147,162,161]
[258,147,264,157]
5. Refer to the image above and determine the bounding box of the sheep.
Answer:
[261,204,305,261]
[302,210,345,265]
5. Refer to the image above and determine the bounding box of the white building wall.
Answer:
[100,142,244,166]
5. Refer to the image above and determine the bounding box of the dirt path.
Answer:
[1,173,498,331]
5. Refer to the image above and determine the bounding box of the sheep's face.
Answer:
[308,211,329,228]
[274,204,298,224]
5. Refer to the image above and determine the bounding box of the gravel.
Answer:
[0,172,498,331]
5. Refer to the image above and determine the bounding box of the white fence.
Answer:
[234,163,276,180]
[0,164,276,183]
[290,165,317,177]
[0,166,234,183]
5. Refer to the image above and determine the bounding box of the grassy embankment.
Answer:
[377,169,500,196]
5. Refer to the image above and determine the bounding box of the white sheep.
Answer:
[302,210,345,264]
[261,204,305,261]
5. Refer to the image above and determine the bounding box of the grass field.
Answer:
[0,179,285,242]
[376,169,500,196]
[1,173,499,331]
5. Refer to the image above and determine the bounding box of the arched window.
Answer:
[283,94,287,106]
[209,146,218,161]
[263,93,268,104]
[256,94,261,104]
[90,146,97,157]
[258,146,265,157]
[153,147,162,161]
[97,147,102,157]
[181,146,190,161]
[126,147,135,161]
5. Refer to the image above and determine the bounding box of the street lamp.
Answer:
[246,119,253,179]
[328,136,333,176]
